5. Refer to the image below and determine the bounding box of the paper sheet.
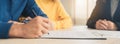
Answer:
[91,30,120,38]
[41,30,120,39]
[41,31,103,38]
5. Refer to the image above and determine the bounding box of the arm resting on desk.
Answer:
[0,22,12,39]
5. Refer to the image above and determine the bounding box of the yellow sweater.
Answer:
[35,0,73,30]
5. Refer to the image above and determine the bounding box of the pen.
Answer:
[32,9,38,17]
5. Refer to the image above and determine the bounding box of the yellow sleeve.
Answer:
[54,0,73,29]
[35,0,73,30]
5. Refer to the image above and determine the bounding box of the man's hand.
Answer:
[107,21,117,31]
[96,19,117,31]
[9,16,54,38]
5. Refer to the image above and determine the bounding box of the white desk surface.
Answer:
[0,26,120,44]
[0,38,120,44]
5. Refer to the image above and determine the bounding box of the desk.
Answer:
[0,26,120,44]
[0,38,120,44]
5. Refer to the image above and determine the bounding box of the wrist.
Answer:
[9,23,24,38]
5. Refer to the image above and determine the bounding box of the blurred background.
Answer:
[60,0,97,26]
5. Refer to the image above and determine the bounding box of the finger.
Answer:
[34,16,53,30]
[43,22,55,30]
[96,23,105,30]
[41,29,48,34]
[97,19,103,22]
[106,21,111,29]
[96,25,101,30]
[37,29,43,37]
[99,23,108,30]
[96,24,101,30]
[107,21,116,30]
[38,32,43,37]
[96,21,107,30]
[96,20,104,30]
[37,16,53,30]
[48,21,55,30]
[32,24,44,37]
[96,20,101,30]
[99,20,108,27]
[41,17,49,23]
[39,24,48,34]
[41,21,50,29]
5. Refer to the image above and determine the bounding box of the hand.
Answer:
[106,21,117,31]
[40,17,55,30]
[9,16,54,38]
[95,19,117,31]
[24,16,54,30]
[96,19,108,30]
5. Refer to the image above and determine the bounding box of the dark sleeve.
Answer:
[22,0,47,18]
[0,22,12,39]
[86,0,106,29]
[114,21,120,31]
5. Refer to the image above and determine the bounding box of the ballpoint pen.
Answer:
[32,9,38,17]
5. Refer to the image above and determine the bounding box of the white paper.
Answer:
[41,26,120,39]
[91,30,120,38]
[41,31,103,38]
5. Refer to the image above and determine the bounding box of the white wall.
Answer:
[61,0,97,25]
[60,0,75,24]
[60,0,74,16]
[75,0,87,25]
[88,0,97,18]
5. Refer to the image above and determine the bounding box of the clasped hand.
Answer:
[96,19,117,31]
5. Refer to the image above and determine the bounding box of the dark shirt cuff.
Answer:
[0,23,12,39]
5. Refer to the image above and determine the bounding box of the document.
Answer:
[41,31,106,40]
[91,30,120,38]
[41,26,120,39]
